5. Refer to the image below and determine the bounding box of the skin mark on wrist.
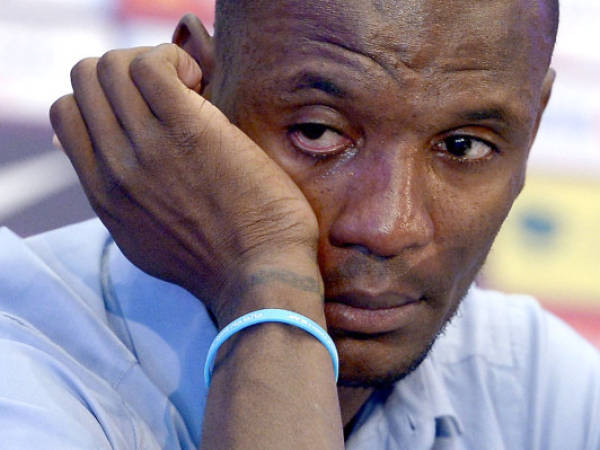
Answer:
[246,269,323,295]
[212,269,325,375]
[215,268,324,327]
[211,268,329,385]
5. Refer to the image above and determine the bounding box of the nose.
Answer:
[328,153,434,258]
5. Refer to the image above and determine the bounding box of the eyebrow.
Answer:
[461,108,508,123]
[287,71,520,130]
[291,73,347,98]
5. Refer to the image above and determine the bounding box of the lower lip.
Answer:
[324,301,421,334]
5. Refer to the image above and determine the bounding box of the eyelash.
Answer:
[288,123,354,158]
[433,134,500,165]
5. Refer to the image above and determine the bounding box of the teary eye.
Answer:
[289,123,353,157]
[435,135,496,161]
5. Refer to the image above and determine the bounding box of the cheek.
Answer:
[242,128,348,237]
[294,179,344,249]
[430,173,520,274]
[276,170,348,274]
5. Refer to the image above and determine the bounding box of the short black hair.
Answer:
[549,0,560,42]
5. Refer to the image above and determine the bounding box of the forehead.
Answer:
[227,0,548,77]
[215,0,550,130]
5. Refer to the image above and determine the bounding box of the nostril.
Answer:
[351,244,372,256]
[329,206,434,259]
[329,238,397,261]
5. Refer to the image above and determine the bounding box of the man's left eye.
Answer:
[435,135,496,161]
[289,123,352,156]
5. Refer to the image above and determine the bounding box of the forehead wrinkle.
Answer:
[304,6,431,82]
[219,0,555,74]
[237,0,526,92]
[368,0,554,74]
[236,0,424,87]
[218,0,553,128]
[270,1,539,94]
[307,36,415,87]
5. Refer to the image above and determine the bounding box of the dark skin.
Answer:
[50,0,555,447]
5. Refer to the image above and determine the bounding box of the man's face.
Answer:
[209,0,552,386]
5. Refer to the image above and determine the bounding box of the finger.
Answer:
[49,94,132,226]
[49,94,101,192]
[96,47,157,137]
[70,57,136,168]
[128,43,205,123]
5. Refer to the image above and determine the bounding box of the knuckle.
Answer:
[129,43,176,81]
[49,94,70,118]
[129,52,154,81]
[87,191,117,224]
[70,57,98,85]
[49,94,75,128]
[100,162,134,199]
[100,48,122,65]
[96,49,122,80]
[105,170,128,193]
[155,42,178,61]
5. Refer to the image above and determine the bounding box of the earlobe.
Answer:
[172,13,215,95]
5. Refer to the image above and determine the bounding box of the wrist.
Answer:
[215,254,325,329]
[205,308,338,387]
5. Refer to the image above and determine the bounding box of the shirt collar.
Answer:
[346,356,463,448]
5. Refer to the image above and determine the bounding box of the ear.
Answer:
[529,68,556,146]
[172,13,215,96]
[539,68,556,113]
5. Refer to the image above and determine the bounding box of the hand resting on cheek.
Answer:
[49,44,322,328]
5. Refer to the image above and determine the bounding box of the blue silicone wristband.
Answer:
[204,308,339,387]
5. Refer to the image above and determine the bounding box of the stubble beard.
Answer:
[336,286,469,390]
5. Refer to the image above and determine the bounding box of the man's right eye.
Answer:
[289,123,353,157]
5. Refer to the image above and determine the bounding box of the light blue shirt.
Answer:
[0,219,598,449]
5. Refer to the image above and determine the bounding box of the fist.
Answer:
[50,44,320,324]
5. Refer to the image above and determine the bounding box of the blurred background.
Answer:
[1,0,598,346]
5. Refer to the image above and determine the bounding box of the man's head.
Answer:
[174,0,557,387]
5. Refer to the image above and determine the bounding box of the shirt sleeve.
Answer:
[0,312,143,449]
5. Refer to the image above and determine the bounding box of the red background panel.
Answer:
[118,0,215,22]
[547,306,600,349]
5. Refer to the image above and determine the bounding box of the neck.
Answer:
[338,385,374,435]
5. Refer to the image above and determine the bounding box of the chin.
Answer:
[333,330,437,389]
[337,343,434,389]
[333,299,462,389]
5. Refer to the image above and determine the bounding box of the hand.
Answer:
[49,44,321,326]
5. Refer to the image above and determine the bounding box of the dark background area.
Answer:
[0,122,94,237]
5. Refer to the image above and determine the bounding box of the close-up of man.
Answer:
[0,0,598,448]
